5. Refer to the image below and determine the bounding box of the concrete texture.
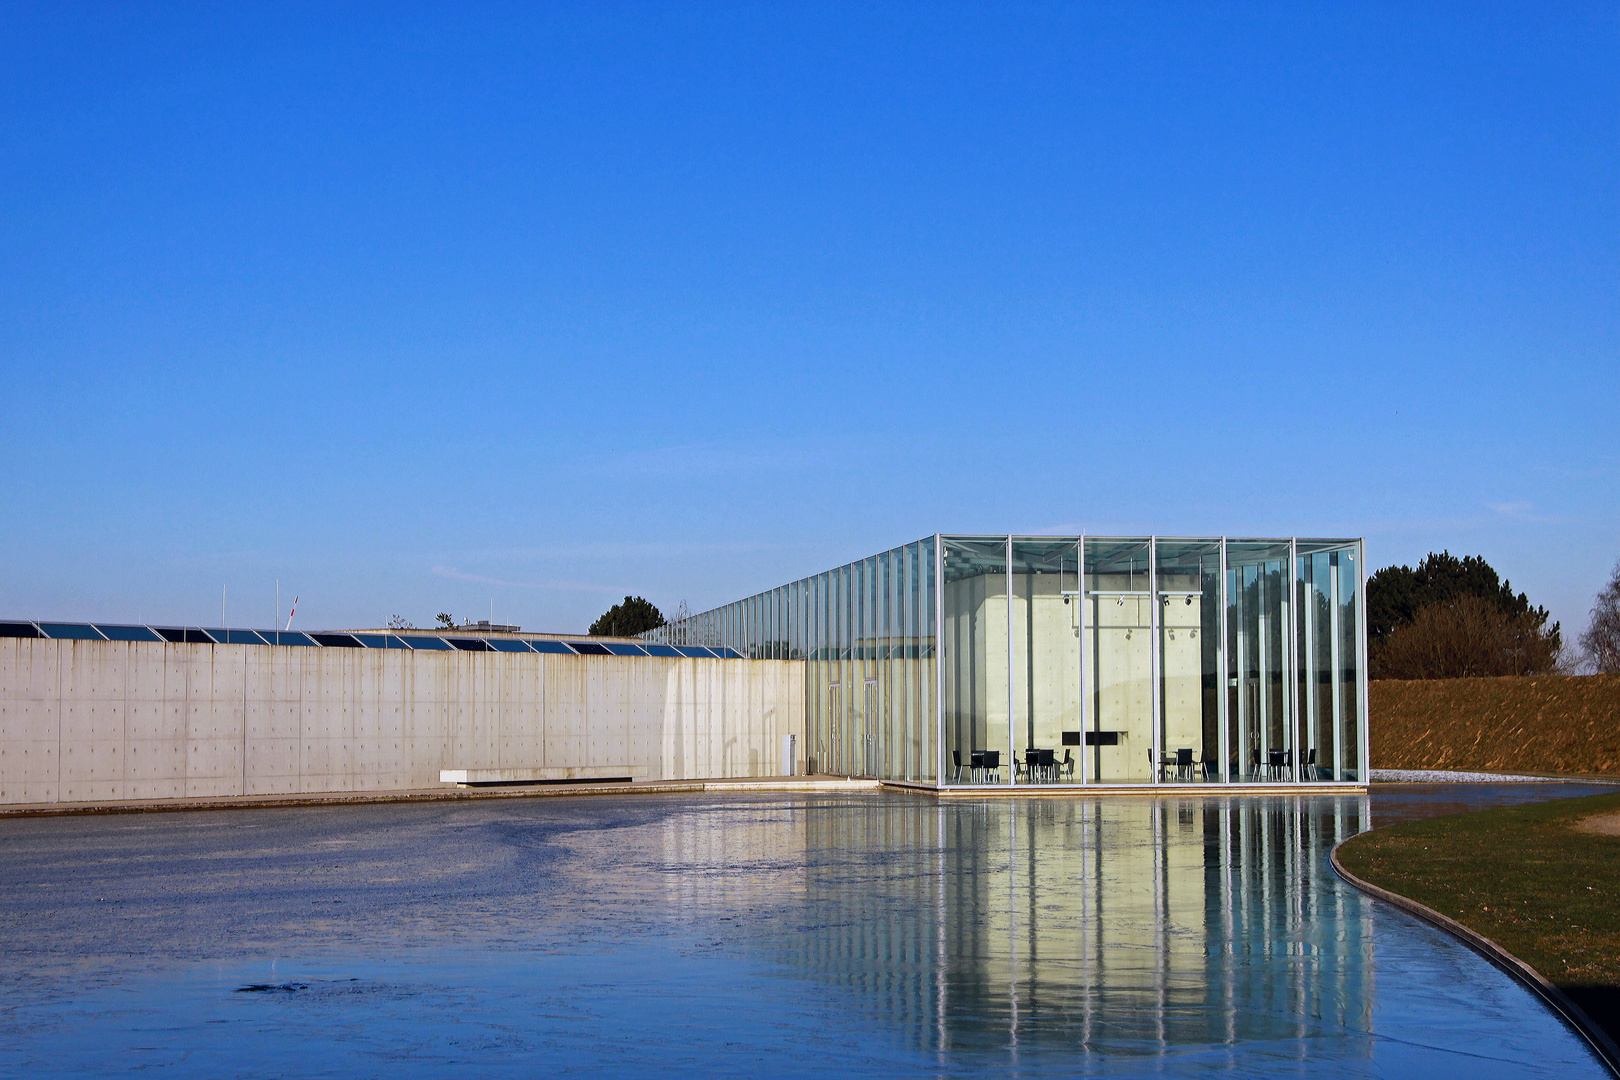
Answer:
[0,637,804,806]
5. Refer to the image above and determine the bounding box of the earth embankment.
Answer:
[1372,674,1620,776]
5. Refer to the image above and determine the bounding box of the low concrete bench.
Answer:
[440,766,637,787]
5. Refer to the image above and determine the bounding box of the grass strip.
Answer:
[1337,790,1620,1051]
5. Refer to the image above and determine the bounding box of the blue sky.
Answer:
[1,3,1615,638]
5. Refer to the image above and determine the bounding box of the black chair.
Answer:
[1249,748,1262,780]
[1175,748,1195,781]
[970,751,985,782]
[952,750,963,782]
[1267,749,1286,780]
[1305,747,1319,780]
[1038,748,1056,783]
[1060,748,1075,781]
[981,750,1002,783]
[1023,748,1041,782]
[1200,755,1217,781]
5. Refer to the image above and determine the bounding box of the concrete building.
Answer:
[0,624,801,806]
[645,535,1369,789]
[0,532,1367,808]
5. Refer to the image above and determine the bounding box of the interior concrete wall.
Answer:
[0,638,805,805]
[945,572,1207,783]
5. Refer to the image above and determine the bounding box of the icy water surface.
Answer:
[0,785,1612,1077]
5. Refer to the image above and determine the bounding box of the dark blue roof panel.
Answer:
[95,625,163,642]
[40,623,107,640]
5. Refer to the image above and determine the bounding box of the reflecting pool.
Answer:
[0,787,1611,1077]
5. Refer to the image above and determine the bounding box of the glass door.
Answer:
[1011,539,1083,784]
[1085,539,1154,782]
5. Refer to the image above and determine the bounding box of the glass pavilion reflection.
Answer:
[645,535,1368,788]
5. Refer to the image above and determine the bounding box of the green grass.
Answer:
[1337,790,1620,1045]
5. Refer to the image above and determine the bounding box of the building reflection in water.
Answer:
[656,793,1373,1063]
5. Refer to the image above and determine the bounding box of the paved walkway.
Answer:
[0,775,881,818]
[1372,768,1620,784]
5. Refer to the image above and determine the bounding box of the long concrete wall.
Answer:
[0,637,805,805]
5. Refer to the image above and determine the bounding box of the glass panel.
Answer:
[643,644,682,657]
[525,639,573,654]
[96,625,163,642]
[40,623,107,640]
[1156,540,1222,784]
[920,536,938,783]
[1010,539,1082,785]
[0,622,42,638]
[569,641,611,656]
[224,629,269,645]
[941,537,1009,785]
[487,638,533,652]
[1084,538,1152,783]
[603,643,647,656]
[399,635,450,650]
[1290,542,1364,782]
[1339,546,1364,781]
[267,631,317,646]
[1226,542,1293,781]
[312,633,364,648]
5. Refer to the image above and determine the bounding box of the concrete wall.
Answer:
[0,637,805,805]
[943,571,1208,782]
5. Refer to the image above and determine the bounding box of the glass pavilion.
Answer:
[644,536,1368,788]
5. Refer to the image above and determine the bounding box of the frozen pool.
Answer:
[0,785,1610,1077]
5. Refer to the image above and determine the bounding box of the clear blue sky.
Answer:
[2,3,1615,638]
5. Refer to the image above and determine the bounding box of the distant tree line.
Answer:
[1367,552,1562,679]
[589,596,665,637]
[1581,561,1620,674]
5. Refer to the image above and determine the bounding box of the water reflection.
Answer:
[657,795,1372,1062]
[0,789,1609,1077]
[636,792,1604,1074]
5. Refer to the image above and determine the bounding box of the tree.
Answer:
[1370,594,1564,679]
[1366,551,1562,678]
[435,612,454,630]
[589,596,665,637]
[1367,551,1548,642]
[1580,561,1620,674]
[386,615,416,630]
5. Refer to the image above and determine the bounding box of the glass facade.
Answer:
[646,535,1368,787]
[647,537,939,782]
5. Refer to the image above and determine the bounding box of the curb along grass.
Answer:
[1333,790,1620,1075]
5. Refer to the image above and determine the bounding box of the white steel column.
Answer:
[1218,537,1229,783]
[1078,534,1087,785]
[1236,568,1250,781]
[1287,538,1299,783]
[1303,550,1318,783]
[1330,551,1343,783]
[1258,563,1270,779]
[1149,536,1160,785]
[1356,539,1371,781]
[935,535,946,785]
[1007,535,1016,786]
